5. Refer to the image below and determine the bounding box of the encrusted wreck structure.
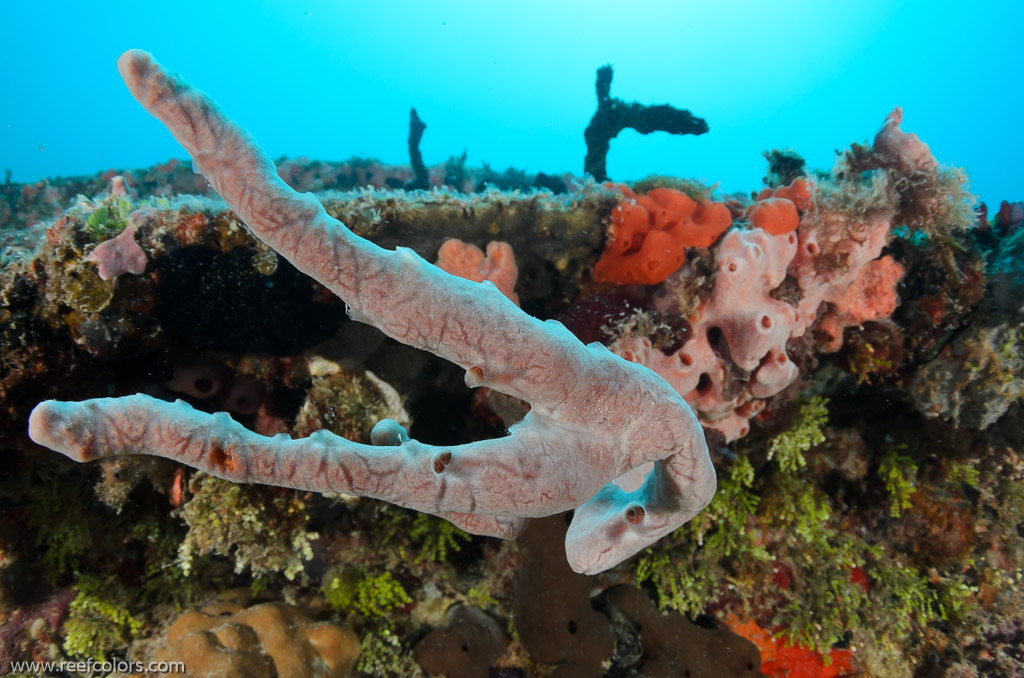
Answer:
[1,50,1022,678]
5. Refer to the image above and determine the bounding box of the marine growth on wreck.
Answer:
[2,7,1023,678]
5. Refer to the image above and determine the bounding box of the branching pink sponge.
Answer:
[27,50,716,575]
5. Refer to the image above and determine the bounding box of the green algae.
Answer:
[62,575,141,662]
[177,473,318,581]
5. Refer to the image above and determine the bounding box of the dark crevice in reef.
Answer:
[402,357,476,446]
[155,247,346,354]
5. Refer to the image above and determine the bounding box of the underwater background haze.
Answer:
[2,0,1022,206]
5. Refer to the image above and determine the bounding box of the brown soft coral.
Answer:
[605,585,765,678]
[513,514,616,677]
[413,605,505,678]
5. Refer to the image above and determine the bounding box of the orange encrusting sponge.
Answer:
[757,177,813,211]
[725,615,856,678]
[594,185,732,285]
[747,178,814,235]
[747,197,800,235]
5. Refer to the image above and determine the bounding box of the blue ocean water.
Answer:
[2,0,1021,207]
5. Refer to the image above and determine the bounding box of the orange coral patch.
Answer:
[757,177,814,212]
[726,615,856,678]
[436,238,520,305]
[748,197,800,235]
[603,202,650,256]
[594,186,732,285]
[764,643,855,678]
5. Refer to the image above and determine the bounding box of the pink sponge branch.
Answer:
[28,50,715,575]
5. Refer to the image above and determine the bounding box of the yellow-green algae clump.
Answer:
[632,396,989,671]
[177,473,318,581]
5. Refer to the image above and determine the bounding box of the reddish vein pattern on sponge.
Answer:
[28,49,717,577]
[594,185,732,285]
